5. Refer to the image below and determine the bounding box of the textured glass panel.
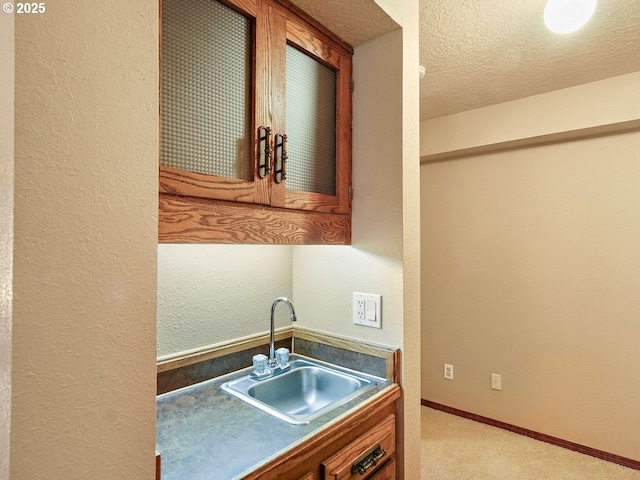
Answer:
[161,0,252,180]
[285,45,337,196]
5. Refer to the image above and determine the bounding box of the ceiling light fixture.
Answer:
[544,0,597,34]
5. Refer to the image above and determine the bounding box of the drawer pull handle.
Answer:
[351,444,387,475]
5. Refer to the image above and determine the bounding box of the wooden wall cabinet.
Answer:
[159,0,353,244]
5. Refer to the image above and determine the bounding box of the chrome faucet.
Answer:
[269,297,297,367]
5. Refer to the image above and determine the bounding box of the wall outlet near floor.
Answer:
[491,373,502,391]
[444,363,454,380]
[352,292,382,328]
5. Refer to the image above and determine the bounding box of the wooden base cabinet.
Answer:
[244,385,400,480]
[322,414,395,480]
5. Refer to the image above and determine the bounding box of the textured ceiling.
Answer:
[420,0,640,120]
[288,1,640,122]
[288,0,399,46]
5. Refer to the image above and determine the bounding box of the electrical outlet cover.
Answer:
[353,292,382,328]
[444,363,454,380]
[491,373,502,391]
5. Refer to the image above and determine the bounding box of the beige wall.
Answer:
[0,10,14,480]
[293,30,404,348]
[157,245,293,357]
[398,0,422,477]
[421,75,640,461]
[9,1,158,478]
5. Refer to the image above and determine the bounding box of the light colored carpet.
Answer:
[421,406,640,480]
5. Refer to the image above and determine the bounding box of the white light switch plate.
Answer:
[353,292,382,328]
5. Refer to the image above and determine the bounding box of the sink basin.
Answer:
[221,358,377,425]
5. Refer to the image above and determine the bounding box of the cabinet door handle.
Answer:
[274,133,287,184]
[351,445,387,475]
[258,126,272,179]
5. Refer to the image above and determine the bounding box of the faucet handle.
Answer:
[252,354,272,377]
[275,348,290,369]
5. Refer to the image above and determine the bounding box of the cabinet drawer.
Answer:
[321,414,395,480]
[368,458,395,480]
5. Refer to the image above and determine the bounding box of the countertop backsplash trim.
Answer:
[157,327,295,373]
[157,327,399,395]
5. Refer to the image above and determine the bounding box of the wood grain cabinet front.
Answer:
[159,0,353,245]
[366,458,396,480]
[321,414,396,480]
[296,473,316,480]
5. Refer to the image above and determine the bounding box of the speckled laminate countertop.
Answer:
[156,356,393,480]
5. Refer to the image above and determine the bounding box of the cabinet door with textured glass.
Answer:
[269,10,352,214]
[160,0,269,205]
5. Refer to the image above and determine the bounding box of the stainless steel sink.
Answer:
[220,358,377,425]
